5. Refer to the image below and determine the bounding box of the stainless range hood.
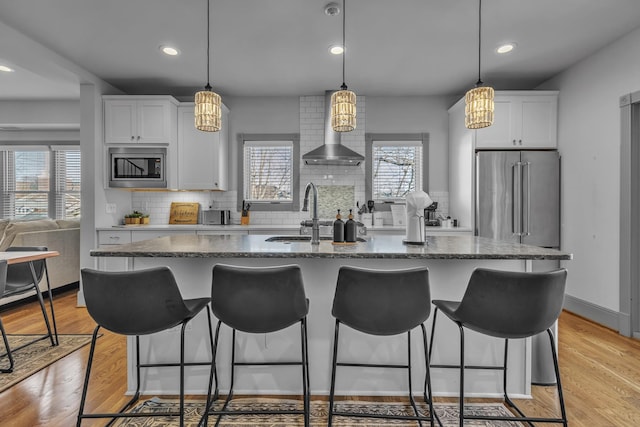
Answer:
[302,91,364,166]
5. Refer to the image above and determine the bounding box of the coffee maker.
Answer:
[425,202,439,226]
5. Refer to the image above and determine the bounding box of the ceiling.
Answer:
[1,0,640,101]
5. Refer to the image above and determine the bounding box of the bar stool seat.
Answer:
[78,267,214,427]
[201,263,310,427]
[429,267,568,426]
[328,266,439,427]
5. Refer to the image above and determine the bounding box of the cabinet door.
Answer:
[137,101,173,144]
[104,100,137,144]
[474,98,515,148]
[518,95,557,148]
[131,230,195,242]
[177,105,227,190]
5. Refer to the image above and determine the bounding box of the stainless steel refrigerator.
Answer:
[476,149,561,385]
[476,150,560,248]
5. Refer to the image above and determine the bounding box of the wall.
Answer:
[132,94,454,226]
[537,25,640,323]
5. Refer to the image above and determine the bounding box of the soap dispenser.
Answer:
[345,209,357,242]
[333,209,345,243]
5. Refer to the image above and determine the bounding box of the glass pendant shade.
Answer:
[465,85,494,129]
[331,89,357,132]
[194,88,221,132]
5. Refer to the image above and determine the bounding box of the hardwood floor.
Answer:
[0,288,639,426]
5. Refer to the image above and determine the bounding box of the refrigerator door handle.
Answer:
[524,161,531,236]
[513,161,522,236]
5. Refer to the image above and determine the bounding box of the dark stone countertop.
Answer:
[90,234,572,260]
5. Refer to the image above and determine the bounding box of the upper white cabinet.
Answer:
[177,103,229,190]
[474,91,558,149]
[104,96,178,144]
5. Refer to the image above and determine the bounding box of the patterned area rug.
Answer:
[111,397,524,426]
[0,334,93,392]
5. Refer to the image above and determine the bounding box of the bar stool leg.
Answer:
[0,317,15,373]
[421,323,437,427]
[458,324,465,427]
[300,318,310,427]
[548,328,568,427]
[327,320,340,427]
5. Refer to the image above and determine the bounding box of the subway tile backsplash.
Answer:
[131,95,449,226]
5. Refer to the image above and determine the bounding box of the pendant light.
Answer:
[331,0,356,132]
[195,0,222,132]
[465,0,494,129]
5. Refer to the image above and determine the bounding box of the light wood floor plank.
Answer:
[0,288,638,426]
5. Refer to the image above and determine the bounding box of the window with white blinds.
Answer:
[243,140,293,202]
[0,146,81,219]
[371,140,423,200]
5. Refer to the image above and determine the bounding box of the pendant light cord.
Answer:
[205,0,212,90]
[476,0,483,86]
[341,0,347,90]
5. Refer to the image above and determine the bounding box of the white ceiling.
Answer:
[1,0,640,101]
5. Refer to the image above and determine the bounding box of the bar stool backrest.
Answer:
[81,267,193,335]
[211,264,308,333]
[5,246,47,292]
[455,268,567,338]
[332,266,431,336]
[0,260,8,296]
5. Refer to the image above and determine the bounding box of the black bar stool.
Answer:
[201,263,310,427]
[328,266,439,427]
[0,246,57,373]
[429,267,568,426]
[78,267,214,427]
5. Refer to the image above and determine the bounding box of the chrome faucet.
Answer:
[301,182,320,245]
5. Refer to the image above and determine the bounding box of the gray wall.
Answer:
[224,94,455,192]
[538,25,640,316]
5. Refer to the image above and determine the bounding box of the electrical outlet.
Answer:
[106,203,116,214]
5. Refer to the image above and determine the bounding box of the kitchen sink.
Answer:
[265,236,366,243]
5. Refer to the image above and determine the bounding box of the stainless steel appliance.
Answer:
[476,150,559,247]
[201,209,231,225]
[109,147,166,188]
[476,149,560,385]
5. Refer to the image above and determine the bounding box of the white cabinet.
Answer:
[131,230,196,242]
[249,229,299,235]
[177,103,229,190]
[97,230,132,271]
[475,92,558,149]
[197,230,248,235]
[104,96,178,144]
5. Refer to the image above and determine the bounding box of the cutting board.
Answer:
[169,202,199,224]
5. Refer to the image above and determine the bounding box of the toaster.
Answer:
[201,209,231,225]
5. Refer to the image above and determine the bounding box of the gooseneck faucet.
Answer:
[301,182,320,245]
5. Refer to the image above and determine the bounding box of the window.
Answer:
[238,133,300,212]
[0,145,81,219]
[365,133,429,203]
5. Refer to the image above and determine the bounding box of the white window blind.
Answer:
[372,140,422,200]
[54,147,81,219]
[243,141,293,202]
[0,146,81,219]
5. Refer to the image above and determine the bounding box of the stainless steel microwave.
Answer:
[109,147,167,188]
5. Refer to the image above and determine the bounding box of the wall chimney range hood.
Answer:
[302,91,364,166]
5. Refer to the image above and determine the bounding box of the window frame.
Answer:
[237,133,300,212]
[365,133,429,209]
[0,144,81,220]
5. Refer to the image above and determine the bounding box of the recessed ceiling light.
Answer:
[496,43,516,54]
[329,45,344,55]
[0,65,15,72]
[160,45,180,56]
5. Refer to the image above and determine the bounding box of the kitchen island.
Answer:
[90,234,571,398]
